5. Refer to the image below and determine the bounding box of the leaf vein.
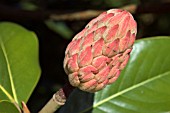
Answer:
[0,85,15,102]
[0,41,19,104]
[93,71,170,108]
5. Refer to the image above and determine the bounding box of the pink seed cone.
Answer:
[64,9,137,92]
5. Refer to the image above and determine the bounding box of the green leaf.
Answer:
[45,20,73,39]
[104,0,140,7]
[0,100,20,113]
[0,22,41,106]
[19,1,38,11]
[89,36,170,113]
[60,37,170,113]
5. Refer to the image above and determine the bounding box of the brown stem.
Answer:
[0,3,170,21]
[50,10,104,21]
[49,4,137,21]
[39,83,75,113]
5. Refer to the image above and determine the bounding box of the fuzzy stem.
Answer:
[22,101,30,113]
[39,83,75,113]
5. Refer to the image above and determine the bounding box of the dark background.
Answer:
[0,0,170,112]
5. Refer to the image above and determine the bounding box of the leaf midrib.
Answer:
[0,41,18,104]
[81,71,170,113]
[94,71,170,107]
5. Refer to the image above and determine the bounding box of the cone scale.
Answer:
[64,9,137,93]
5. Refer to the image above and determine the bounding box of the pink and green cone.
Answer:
[64,9,137,93]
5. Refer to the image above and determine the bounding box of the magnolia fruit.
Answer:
[64,9,137,92]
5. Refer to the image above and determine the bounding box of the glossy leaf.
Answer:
[90,36,170,113]
[0,100,20,113]
[60,36,170,113]
[0,22,41,106]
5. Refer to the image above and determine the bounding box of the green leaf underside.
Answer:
[0,100,20,113]
[0,85,14,102]
[0,22,40,106]
[0,41,18,103]
[82,36,170,113]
